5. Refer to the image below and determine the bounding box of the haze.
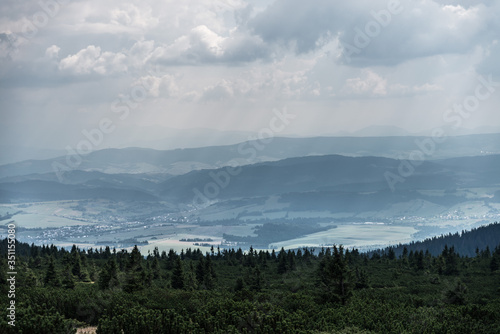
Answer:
[1,0,500,153]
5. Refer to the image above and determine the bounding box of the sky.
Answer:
[1,0,500,151]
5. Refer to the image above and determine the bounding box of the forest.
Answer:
[1,223,500,333]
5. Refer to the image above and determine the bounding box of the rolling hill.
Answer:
[1,133,499,178]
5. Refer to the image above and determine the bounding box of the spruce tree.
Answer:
[171,258,184,290]
[196,256,205,286]
[72,252,82,278]
[287,250,296,270]
[204,255,216,289]
[490,255,500,272]
[277,248,288,274]
[44,257,61,287]
[151,257,160,279]
[124,246,144,293]
[61,265,75,289]
[99,257,119,290]
[185,262,198,291]
[318,245,352,305]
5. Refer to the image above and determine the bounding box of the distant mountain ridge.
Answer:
[170,150,496,220]
[1,133,499,179]
[2,154,500,220]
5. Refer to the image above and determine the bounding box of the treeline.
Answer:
[372,222,500,257]
[0,224,499,333]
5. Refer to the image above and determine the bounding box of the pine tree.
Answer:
[23,267,39,287]
[387,247,396,260]
[44,256,61,287]
[61,265,75,289]
[77,254,91,282]
[287,250,296,270]
[196,256,205,286]
[354,267,369,289]
[490,255,500,272]
[402,246,408,259]
[318,245,352,305]
[123,246,144,293]
[151,257,160,279]
[171,258,184,290]
[204,255,216,289]
[185,262,198,291]
[99,257,119,290]
[166,249,177,270]
[443,245,459,275]
[271,249,276,260]
[251,267,262,291]
[277,248,288,274]
[416,250,425,271]
[72,252,82,278]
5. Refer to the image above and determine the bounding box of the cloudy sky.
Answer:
[1,0,499,150]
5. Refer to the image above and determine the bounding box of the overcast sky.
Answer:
[1,0,499,150]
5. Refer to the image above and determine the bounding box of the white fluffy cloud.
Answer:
[149,24,271,65]
[59,45,127,75]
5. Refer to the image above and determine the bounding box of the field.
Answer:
[0,201,89,228]
[1,195,499,253]
[270,223,418,250]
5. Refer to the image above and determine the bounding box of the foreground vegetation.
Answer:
[1,223,500,333]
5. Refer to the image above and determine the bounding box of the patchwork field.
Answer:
[1,195,499,253]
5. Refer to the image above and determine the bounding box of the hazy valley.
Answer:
[1,134,499,254]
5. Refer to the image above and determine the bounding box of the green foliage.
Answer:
[318,245,353,305]
[62,264,76,289]
[98,258,119,290]
[444,279,468,305]
[123,245,144,293]
[171,257,184,290]
[1,229,500,333]
[1,305,76,334]
[44,256,61,287]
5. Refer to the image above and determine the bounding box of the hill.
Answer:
[374,222,500,257]
[1,133,499,178]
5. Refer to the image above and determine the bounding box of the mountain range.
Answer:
[1,151,499,215]
[1,133,499,179]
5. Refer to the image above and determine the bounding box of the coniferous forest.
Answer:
[1,223,500,334]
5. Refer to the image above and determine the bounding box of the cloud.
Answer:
[1,0,500,148]
[477,40,500,77]
[249,0,343,54]
[58,45,127,75]
[341,69,443,98]
[342,70,388,96]
[195,64,322,103]
[110,4,159,29]
[45,44,60,59]
[135,73,180,98]
[249,0,494,67]
[151,25,272,65]
[0,32,20,59]
[200,79,235,101]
